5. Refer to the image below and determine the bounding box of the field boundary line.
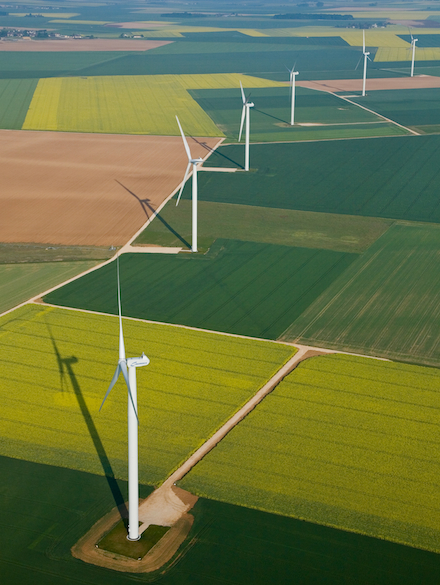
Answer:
[29,300,297,347]
[0,137,224,320]
[334,92,419,135]
[161,347,312,489]
[120,137,224,252]
[222,133,414,147]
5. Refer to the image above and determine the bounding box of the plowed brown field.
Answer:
[298,76,440,93]
[0,39,171,51]
[0,131,220,246]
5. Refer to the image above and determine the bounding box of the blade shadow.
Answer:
[47,322,128,522]
[115,179,191,249]
[254,108,289,125]
[188,134,243,169]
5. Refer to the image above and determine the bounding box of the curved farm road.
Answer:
[73,344,331,573]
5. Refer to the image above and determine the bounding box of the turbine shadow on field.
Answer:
[189,135,243,169]
[47,323,128,522]
[116,179,191,249]
[254,108,288,125]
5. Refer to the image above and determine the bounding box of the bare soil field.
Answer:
[0,131,219,246]
[0,39,171,52]
[298,76,440,93]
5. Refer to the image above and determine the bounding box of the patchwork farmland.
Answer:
[196,136,440,223]
[0,130,219,246]
[181,353,440,553]
[3,1,440,582]
[0,304,295,484]
[282,224,440,367]
[44,243,357,339]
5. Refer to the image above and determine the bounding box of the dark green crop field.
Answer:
[135,199,392,253]
[195,135,440,223]
[0,52,134,79]
[3,455,439,585]
[44,242,357,339]
[282,224,440,366]
[0,78,37,128]
[79,47,370,79]
[190,86,403,142]
[350,88,440,133]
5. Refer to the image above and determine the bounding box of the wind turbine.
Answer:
[356,30,371,97]
[175,115,203,253]
[100,255,150,541]
[287,64,299,126]
[410,30,418,77]
[238,81,254,171]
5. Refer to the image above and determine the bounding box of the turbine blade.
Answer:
[238,106,246,142]
[355,55,363,70]
[363,30,365,53]
[367,55,372,62]
[176,115,192,162]
[117,255,125,361]
[239,81,246,104]
[121,360,139,424]
[176,162,192,206]
[100,364,121,411]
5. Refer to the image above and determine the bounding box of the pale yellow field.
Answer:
[375,46,440,61]
[22,73,283,135]
[340,31,410,48]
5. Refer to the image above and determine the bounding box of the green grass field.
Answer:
[4,456,439,585]
[282,224,440,367]
[44,243,357,339]
[135,200,392,253]
[180,353,440,554]
[77,47,378,80]
[22,73,281,135]
[0,303,294,485]
[190,86,405,142]
[350,88,440,134]
[0,261,99,315]
[195,136,440,223]
[0,51,133,79]
[0,79,37,129]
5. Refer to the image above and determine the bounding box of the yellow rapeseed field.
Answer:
[0,304,295,486]
[375,46,440,61]
[22,73,283,135]
[181,353,440,554]
[340,31,410,48]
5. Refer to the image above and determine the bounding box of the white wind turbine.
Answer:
[356,30,371,97]
[175,115,203,253]
[100,255,150,541]
[287,64,299,126]
[410,31,418,77]
[238,81,254,171]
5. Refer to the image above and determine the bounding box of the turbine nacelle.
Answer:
[127,353,150,368]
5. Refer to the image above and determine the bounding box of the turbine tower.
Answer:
[410,32,418,77]
[239,81,254,171]
[362,30,371,97]
[100,255,149,541]
[287,65,299,126]
[175,115,203,253]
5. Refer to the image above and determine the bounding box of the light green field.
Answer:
[180,353,440,554]
[0,304,295,485]
[22,73,283,135]
[282,224,440,367]
[375,47,440,61]
[135,200,392,254]
[0,261,98,315]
